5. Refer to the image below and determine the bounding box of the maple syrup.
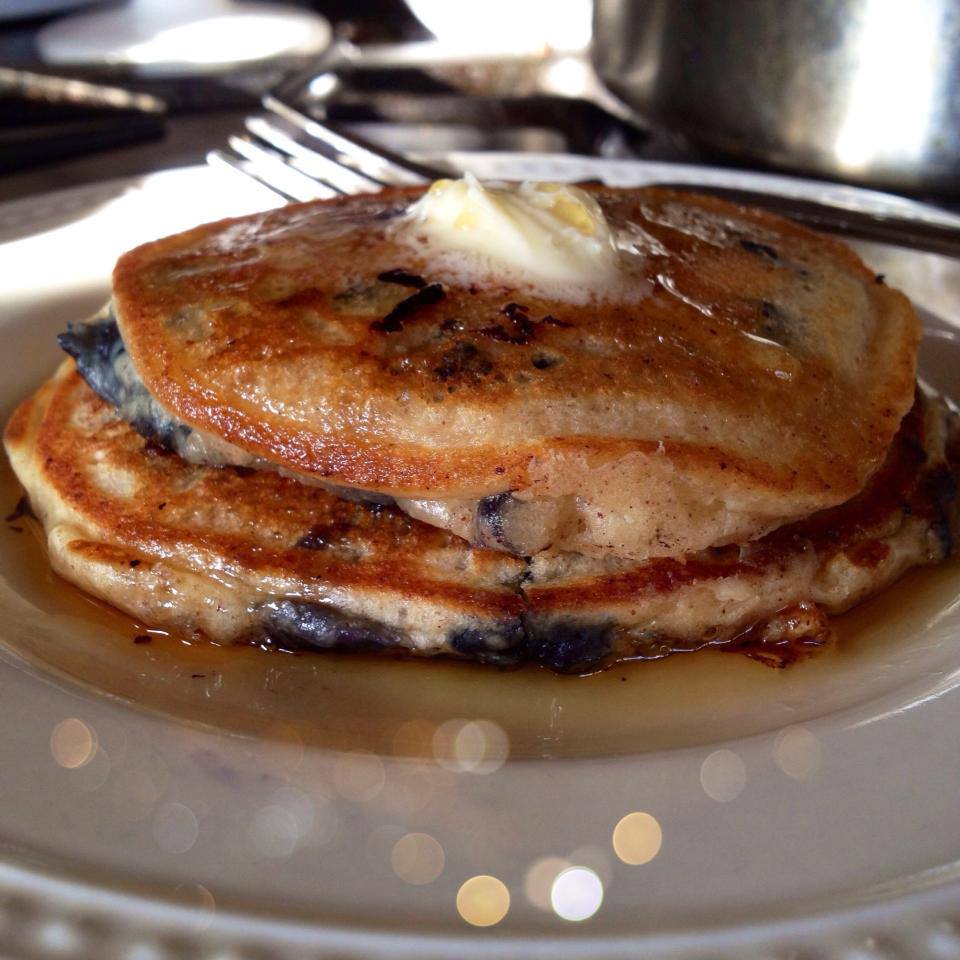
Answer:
[3,449,959,761]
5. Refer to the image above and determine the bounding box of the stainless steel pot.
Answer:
[592,0,960,194]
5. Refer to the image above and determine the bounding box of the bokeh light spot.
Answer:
[153,801,199,854]
[550,866,603,922]
[250,804,300,858]
[120,941,168,960]
[50,718,96,769]
[391,832,445,885]
[122,944,165,960]
[612,811,662,865]
[270,785,315,835]
[456,875,510,927]
[36,919,80,954]
[523,856,569,910]
[176,883,216,932]
[700,749,747,802]
[773,725,822,781]
[333,750,386,802]
[433,719,509,774]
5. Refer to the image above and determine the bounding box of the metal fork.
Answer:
[210,94,960,259]
[649,182,960,260]
[208,95,452,203]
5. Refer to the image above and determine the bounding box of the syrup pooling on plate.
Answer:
[3,451,960,759]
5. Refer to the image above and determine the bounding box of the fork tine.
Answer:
[227,135,339,202]
[207,149,298,203]
[262,95,444,186]
[245,116,384,195]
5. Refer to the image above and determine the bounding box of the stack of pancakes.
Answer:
[6,186,958,672]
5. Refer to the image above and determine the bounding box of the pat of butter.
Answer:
[402,175,620,297]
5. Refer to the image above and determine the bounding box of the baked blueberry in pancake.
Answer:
[523,392,960,669]
[102,183,920,562]
[5,362,956,673]
[5,363,526,658]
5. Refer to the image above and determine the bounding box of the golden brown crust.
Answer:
[111,187,919,513]
[8,363,524,622]
[4,367,956,671]
[523,391,959,668]
[3,396,31,447]
[531,394,938,608]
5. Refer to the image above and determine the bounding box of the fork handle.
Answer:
[650,183,960,259]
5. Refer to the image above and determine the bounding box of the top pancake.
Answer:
[112,186,919,557]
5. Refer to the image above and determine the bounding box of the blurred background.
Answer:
[1,0,958,203]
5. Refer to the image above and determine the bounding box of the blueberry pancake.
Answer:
[523,392,959,670]
[96,184,919,562]
[6,362,955,673]
[5,363,526,658]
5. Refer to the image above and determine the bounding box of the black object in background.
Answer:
[0,68,166,174]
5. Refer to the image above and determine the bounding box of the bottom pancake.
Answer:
[4,362,959,673]
[525,391,959,669]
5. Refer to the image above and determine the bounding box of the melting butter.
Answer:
[400,175,621,300]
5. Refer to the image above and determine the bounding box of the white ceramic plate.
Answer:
[2,156,960,960]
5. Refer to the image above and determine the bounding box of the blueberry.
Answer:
[448,618,525,665]
[476,492,514,550]
[59,309,197,453]
[256,598,405,651]
[521,617,615,673]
